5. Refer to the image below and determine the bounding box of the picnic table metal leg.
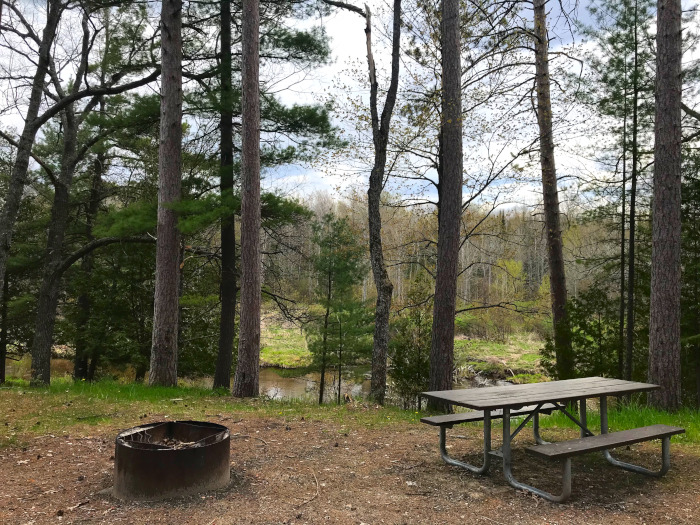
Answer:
[502,407,572,502]
[533,411,549,445]
[579,398,587,438]
[600,396,671,477]
[438,410,492,475]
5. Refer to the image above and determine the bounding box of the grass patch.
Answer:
[431,403,697,446]
[0,378,422,447]
[538,403,700,443]
[454,333,543,377]
[510,372,549,384]
[2,380,698,453]
[260,324,310,368]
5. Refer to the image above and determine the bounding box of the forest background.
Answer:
[0,0,698,409]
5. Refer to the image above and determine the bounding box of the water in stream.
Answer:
[259,367,512,403]
[259,367,371,401]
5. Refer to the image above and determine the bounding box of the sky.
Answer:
[263,0,601,208]
[0,0,670,212]
[263,4,371,197]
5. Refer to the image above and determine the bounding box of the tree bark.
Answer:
[648,0,682,410]
[0,0,62,309]
[626,8,640,381]
[319,0,401,405]
[618,107,627,380]
[232,0,261,398]
[0,278,7,384]
[366,1,401,405]
[150,0,183,386]
[337,314,343,405]
[213,0,237,389]
[533,0,574,380]
[30,104,79,385]
[428,0,462,411]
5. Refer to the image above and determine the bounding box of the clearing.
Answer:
[0,383,698,524]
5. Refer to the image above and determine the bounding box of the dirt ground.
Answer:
[1,410,698,525]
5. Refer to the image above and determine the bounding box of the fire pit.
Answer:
[113,420,230,500]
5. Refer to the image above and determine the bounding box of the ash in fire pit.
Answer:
[113,420,230,500]
[157,437,199,449]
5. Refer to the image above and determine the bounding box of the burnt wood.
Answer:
[421,377,659,410]
[526,424,685,459]
[421,403,557,428]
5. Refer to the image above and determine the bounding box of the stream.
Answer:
[259,367,512,403]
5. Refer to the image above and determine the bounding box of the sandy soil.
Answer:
[1,410,698,525]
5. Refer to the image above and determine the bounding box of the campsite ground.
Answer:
[1,384,698,525]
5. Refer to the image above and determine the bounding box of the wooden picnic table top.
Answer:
[421,377,659,410]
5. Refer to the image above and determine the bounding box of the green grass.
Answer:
[0,378,422,449]
[260,324,310,368]
[454,333,543,379]
[2,380,699,453]
[440,403,699,445]
[537,403,700,443]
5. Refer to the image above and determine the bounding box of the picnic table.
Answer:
[421,377,685,502]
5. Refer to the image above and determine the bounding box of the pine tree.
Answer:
[581,0,656,381]
[533,0,573,380]
[306,214,367,404]
[649,0,683,410]
[233,0,262,398]
[150,0,183,386]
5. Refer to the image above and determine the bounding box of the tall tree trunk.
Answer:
[695,207,700,406]
[0,278,7,383]
[324,0,403,405]
[626,11,640,381]
[213,0,237,389]
[695,221,700,406]
[618,113,626,380]
[0,0,61,309]
[366,1,401,405]
[233,0,261,398]
[30,107,79,385]
[649,0,682,410]
[428,0,462,411]
[533,0,574,380]
[150,0,183,386]
[337,313,343,405]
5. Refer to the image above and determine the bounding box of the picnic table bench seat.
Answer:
[527,424,685,459]
[522,423,685,502]
[421,403,558,429]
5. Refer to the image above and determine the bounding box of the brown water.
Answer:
[259,367,372,401]
[259,367,512,402]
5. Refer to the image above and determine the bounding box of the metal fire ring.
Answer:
[113,420,230,500]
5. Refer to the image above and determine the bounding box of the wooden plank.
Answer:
[420,411,486,426]
[526,425,685,458]
[421,378,659,410]
[420,403,557,427]
[425,378,648,403]
[422,378,607,405]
